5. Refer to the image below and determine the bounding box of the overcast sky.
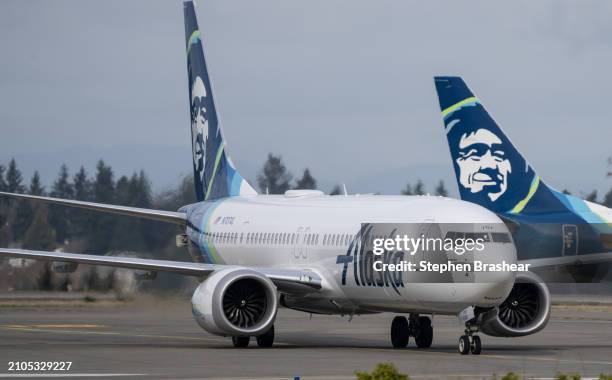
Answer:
[1,0,611,197]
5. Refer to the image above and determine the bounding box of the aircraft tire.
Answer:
[458,335,470,355]
[232,336,250,348]
[414,321,433,348]
[256,325,274,348]
[391,316,409,348]
[470,335,481,355]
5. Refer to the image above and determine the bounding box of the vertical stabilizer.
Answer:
[184,1,257,201]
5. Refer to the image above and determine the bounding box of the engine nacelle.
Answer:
[480,271,551,337]
[191,267,278,337]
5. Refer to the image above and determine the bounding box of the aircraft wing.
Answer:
[520,251,612,269]
[0,248,322,293]
[0,192,186,225]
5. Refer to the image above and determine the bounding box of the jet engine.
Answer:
[191,267,278,337]
[480,271,551,337]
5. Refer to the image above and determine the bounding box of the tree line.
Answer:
[0,154,610,292]
[0,159,195,293]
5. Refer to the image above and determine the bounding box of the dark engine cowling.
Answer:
[191,267,278,337]
[480,271,551,337]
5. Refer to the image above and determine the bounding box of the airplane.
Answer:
[433,76,612,282]
[0,1,553,356]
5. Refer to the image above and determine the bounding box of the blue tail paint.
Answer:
[433,76,570,216]
[184,1,256,201]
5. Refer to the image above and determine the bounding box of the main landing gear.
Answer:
[458,326,481,355]
[390,314,433,349]
[231,324,275,348]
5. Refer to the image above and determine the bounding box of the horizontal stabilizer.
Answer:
[0,191,187,225]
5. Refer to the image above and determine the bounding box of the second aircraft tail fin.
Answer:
[433,76,567,215]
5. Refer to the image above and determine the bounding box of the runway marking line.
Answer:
[0,325,292,346]
[0,324,106,329]
[0,374,145,378]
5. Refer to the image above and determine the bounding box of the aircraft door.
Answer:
[302,227,310,259]
[294,227,304,259]
[562,224,578,256]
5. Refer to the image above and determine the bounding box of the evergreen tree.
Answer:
[89,160,115,252]
[50,165,74,243]
[111,175,146,250]
[256,154,292,194]
[6,159,24,193]
[329,185,342,195]
[93,160,115,203]
[73,166,91,201]
[294,168,317,190]
[434,180,448,197]
[70,166,92,238]
[413,180,425,195]
[401,183,413,195]
[23,204,56,251]
[114,175,131,205]
[585,190,598,203]
[13,171,44,239]
[604,188,612,208]
[29,171,45,196]
[51,165,74,199]
[0,164,7,191]
[130,171,152,208]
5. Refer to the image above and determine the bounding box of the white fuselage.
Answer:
[183,193,517,316]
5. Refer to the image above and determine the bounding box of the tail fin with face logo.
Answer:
[433,76,569,216]
[184,1,257,201]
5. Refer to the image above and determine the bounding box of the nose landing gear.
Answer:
[458,326,481,355]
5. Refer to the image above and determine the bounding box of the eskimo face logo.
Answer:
[191,77,208,183]
[456,128,511,201]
